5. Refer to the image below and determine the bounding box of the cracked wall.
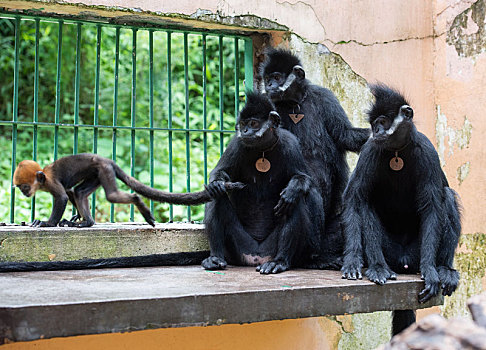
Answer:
[1,1,486,350]
[433,0,486,323]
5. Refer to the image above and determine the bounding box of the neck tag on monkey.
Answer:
[289,113,304,124]
[389,152,404,171]
[256,152,271,173]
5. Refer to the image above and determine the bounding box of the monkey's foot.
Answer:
[418,267,440,303]
[437,266,459,297]
[256,260,289,274]
[365,265,397,285]
[59,219,94,228]
[341,258,363,280]
[202,256,227,270]
[59,219,76,227]
[141,212,156,227]
[30,220,56,228]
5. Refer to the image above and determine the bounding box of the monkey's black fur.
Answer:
[0,251,209,272]
[202,92,325,274]
[341,84,461,306]
[262,49,370,266]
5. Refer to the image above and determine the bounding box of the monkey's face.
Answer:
[264,72,286,100]
[264,65,305,103]
[13,160,45,197]
[371,105,413,149]
[16,183,34,197]
[237,118,272,146]
[236,111,280,149]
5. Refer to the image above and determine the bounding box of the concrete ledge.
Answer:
[0,223,208,262]
[0,266,442,342]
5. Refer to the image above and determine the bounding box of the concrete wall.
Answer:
[1,0,485,349]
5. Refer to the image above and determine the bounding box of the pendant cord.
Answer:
[387,140,411,155]
[261,137,279,159]
[292,91,308,113]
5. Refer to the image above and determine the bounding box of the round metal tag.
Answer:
[389,156,404,171]
[255,158,271,172]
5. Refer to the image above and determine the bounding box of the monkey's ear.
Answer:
[292,65,305,80]
[400,105,413,119]
[269,111,280,127]
[35,171,46,184]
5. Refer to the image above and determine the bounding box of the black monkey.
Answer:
[202,92,324,274]
[341,84,461,306]
[262,49,370,266]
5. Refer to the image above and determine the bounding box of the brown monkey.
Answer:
[13,154,244,228]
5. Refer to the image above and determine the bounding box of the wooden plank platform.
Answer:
[0,266,442,342]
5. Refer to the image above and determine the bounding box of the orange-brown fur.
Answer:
[13,160,43,196]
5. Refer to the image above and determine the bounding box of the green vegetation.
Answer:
[0,17,246,224]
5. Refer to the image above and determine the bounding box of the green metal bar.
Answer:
[167,31,173,221]
[72,23,82,218]
[33,19,39,159]
[31,18,40,222]
[91,24,102,219]
[110,27,120,223]
[219,35,224,156]
[9,16,20,224]
[202,34,208,185]
[93,24,101,153]
[244,38,253,92]
[53,20,63,160]
[149,30,155,214]
[73,23,82,155]
[0,120,235,133]
[184,33,191,221]
[130,28,137,221]
[234,38,240,118]
[71,23,82,218]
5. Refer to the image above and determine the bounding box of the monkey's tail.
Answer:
[0,251,209,272]
[112,163,244,205]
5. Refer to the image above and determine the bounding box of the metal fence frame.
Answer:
[0,12,253,223]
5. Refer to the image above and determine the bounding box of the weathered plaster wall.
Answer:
[1,0,485,349]
[432,0,486,319]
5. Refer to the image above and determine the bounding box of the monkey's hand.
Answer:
[419,267,440,303]
[30,220,57,228]
[365,264,397,285]
[437,266,459,297]
[201,256,227,270]
[205,180,227,199]
[274,186,299,216]
[257,260,290,274]
[341,259,363,280]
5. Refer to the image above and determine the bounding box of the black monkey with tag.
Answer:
[341,84,461,310]
[262,48,370,267]
[202,92,324,274]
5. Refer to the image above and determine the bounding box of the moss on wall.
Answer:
[443,233,486,318]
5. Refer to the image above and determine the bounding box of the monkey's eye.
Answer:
[373,117,391,129]
[19,184,30,192]
[249,120,260,128]
[273,73,283,82]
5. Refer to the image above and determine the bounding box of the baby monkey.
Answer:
[13,154,243,228]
